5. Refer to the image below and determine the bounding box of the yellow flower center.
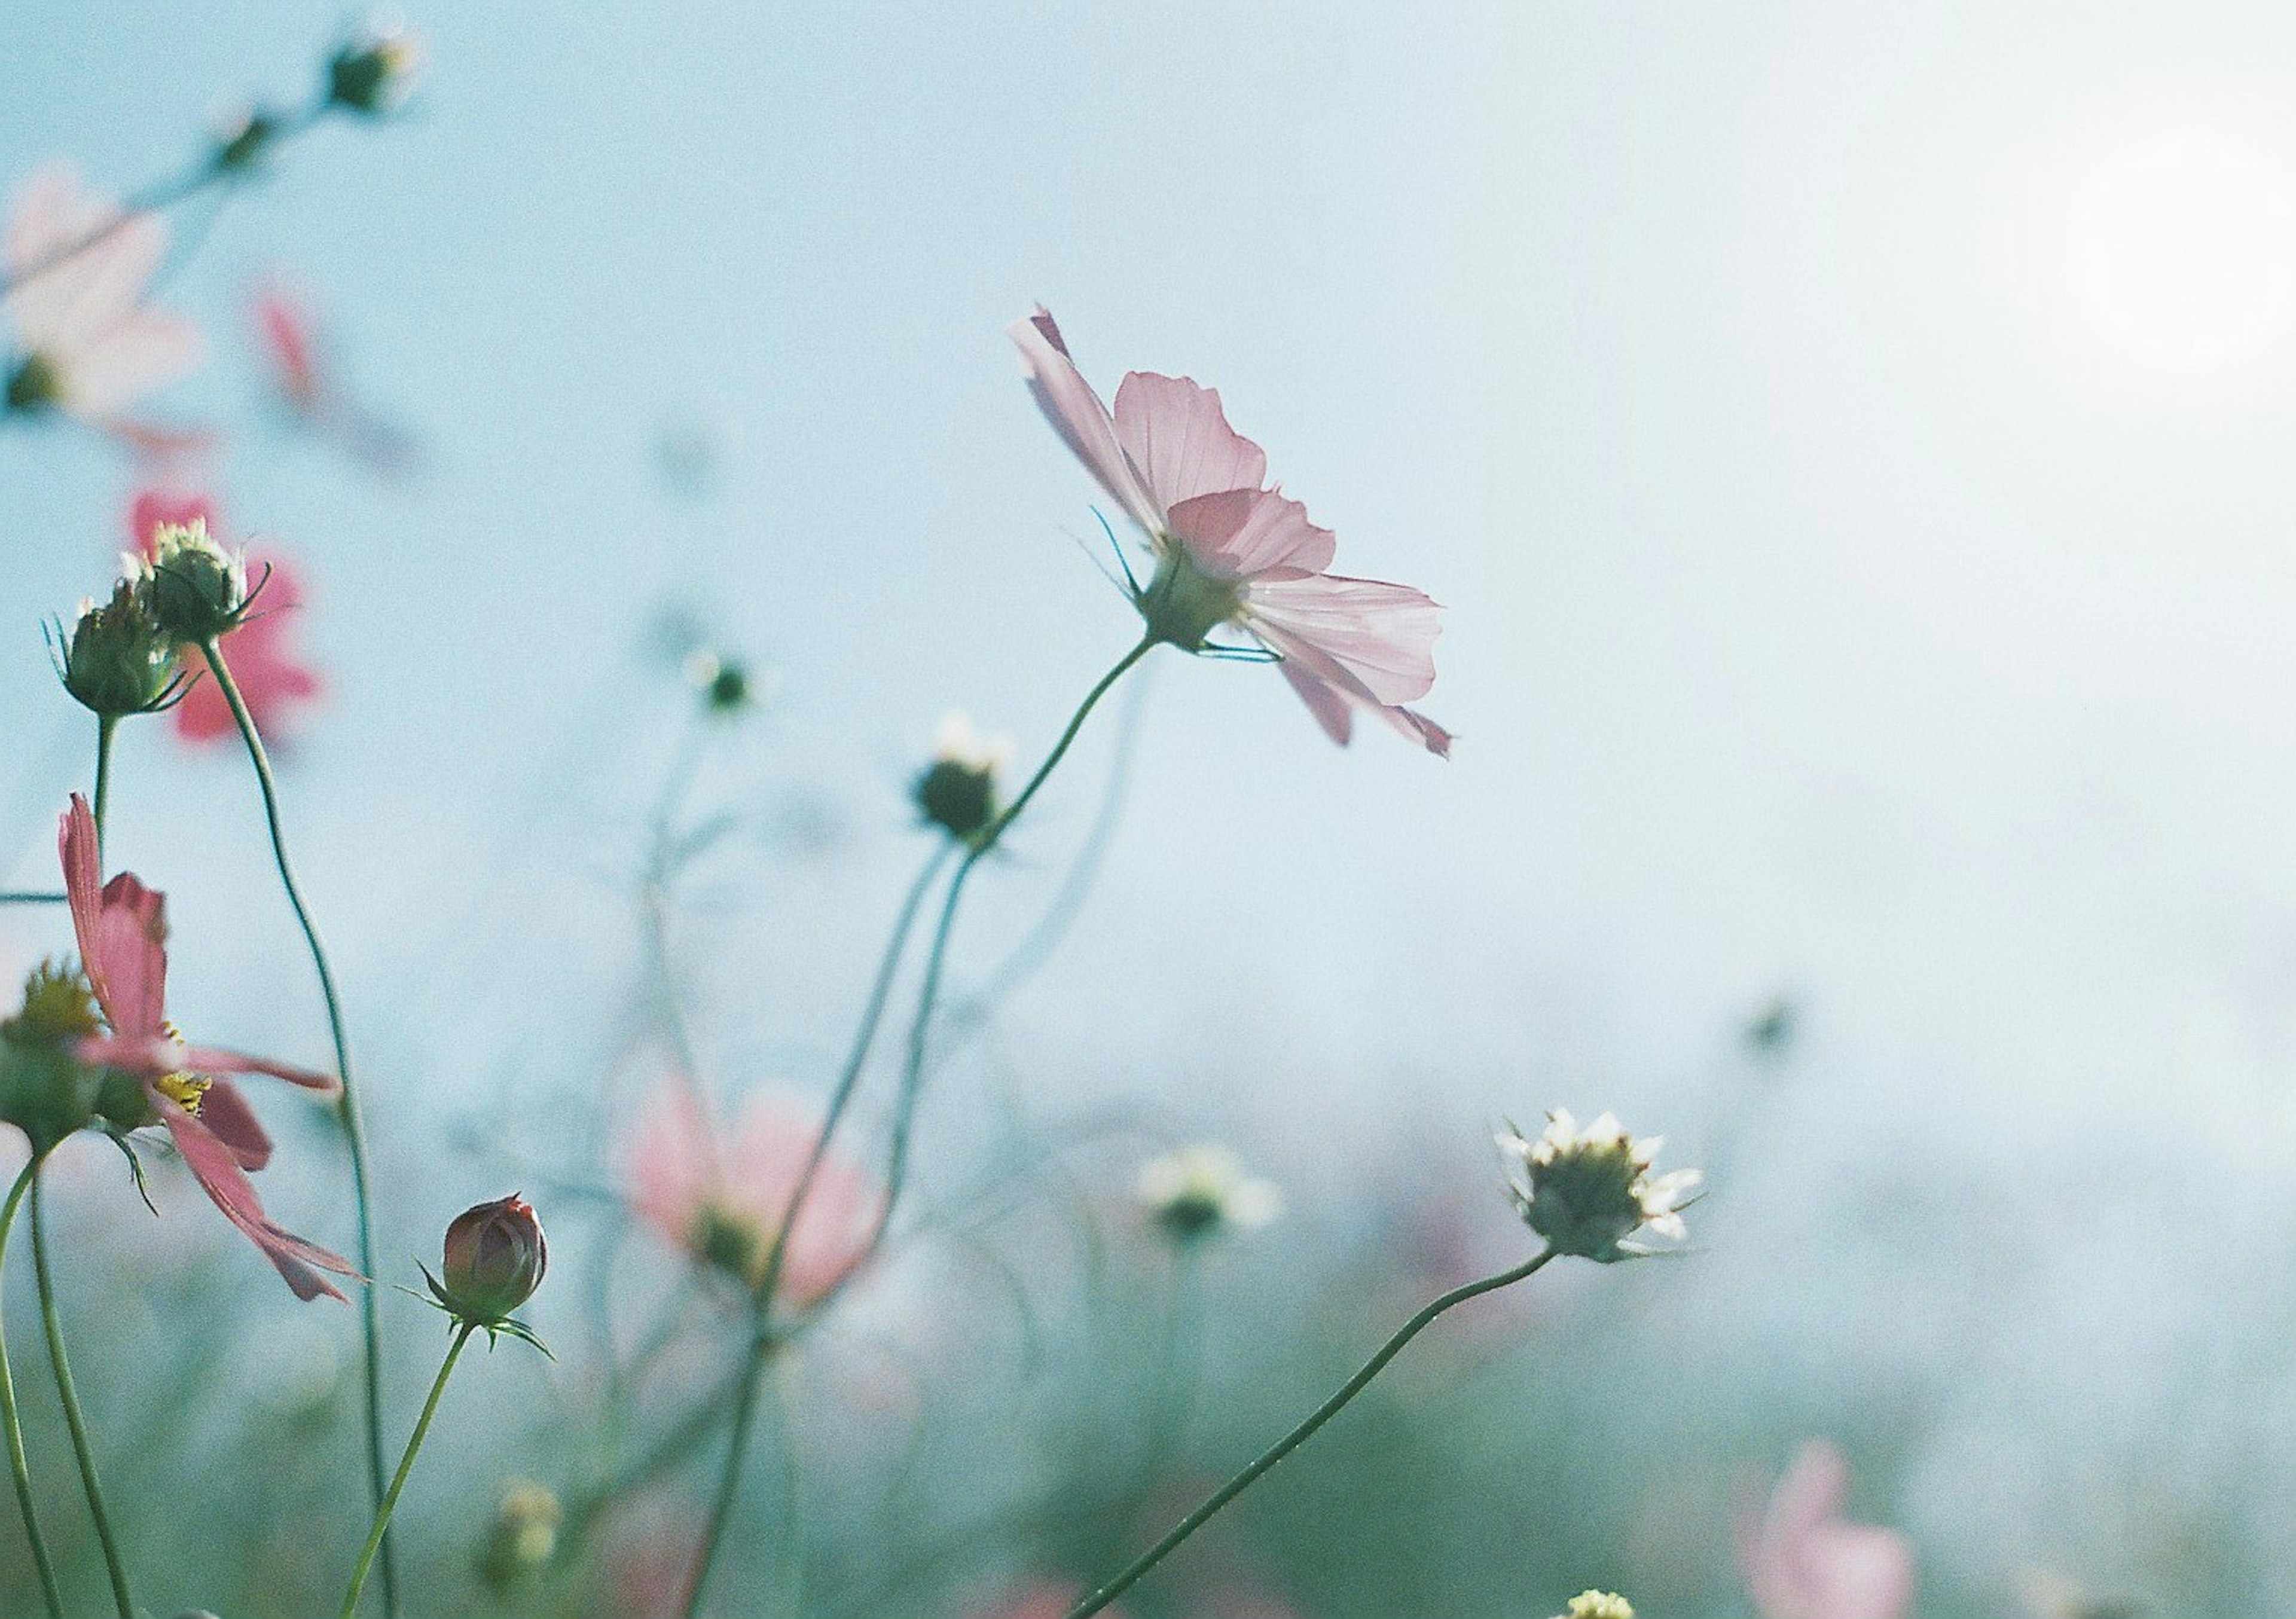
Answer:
[152,1071,208,1113]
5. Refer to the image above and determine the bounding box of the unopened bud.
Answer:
[327,25,423,116]
[1497,1110,1699,1264]
[5,353,59,416]
[914,711,1012,845]
[478,1480,562,1588]
[212,106,283,173]
[136,520,250,644]
[55,581,181,717]
[437,1195,547,1324]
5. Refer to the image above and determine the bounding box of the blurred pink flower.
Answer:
[1011,306,1449,756]
[4,165,199,423]
[59,794,354,1300]
[1740,1441,1916,1619]
[252,280,416,475]
[972,1581,1116,1619]
[627,1074,879,1310]
[129,488,324,746]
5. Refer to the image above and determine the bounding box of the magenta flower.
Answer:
[627,1074,879,1310]
[4,166,199,424]
[129,490,324,746]
[59,795,354,1300]
[1010,306,1449,756]
[1740,1442,1916,1619]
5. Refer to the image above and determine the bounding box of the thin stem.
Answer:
[680,634,1157,1618]
[338,1324,473,1619]
[1065,1247,1559,1618]
[0,1156,62,1618]
[0,894,65,907]
[29,1181,132,1617]
[201,639,395,1615]
[90,717,116,854]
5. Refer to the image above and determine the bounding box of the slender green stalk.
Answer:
[339,1324,473,1619]
[90,717,115,853]
[0,1157,61,1618]
[680,635,1157,1618]
[0,894,66,907]
[28,1182,131,1617]
[201,639,395,1614]
[1066,1247,1559,1618]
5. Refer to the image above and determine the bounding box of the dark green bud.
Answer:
[139,520,251,644]
[5,353,60,416]
[327,28,422,116]
[56,581,182,717]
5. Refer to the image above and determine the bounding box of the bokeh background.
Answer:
[7,2,2296,1614]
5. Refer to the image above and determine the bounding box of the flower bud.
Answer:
[5,353,59,416]
[54,581,181,717]
[478,1480,562,1589]
[0,963,106,1152]
[682,649,757,717]
[212,106,283,173]
[1137,1144,1281,1244]
[327,25,423,116]
[136,520,251,644]
[1497,1110,1699,1264]
[437,1195,547,1324]
[914,711,1012,845]
[1553,1594,1634,1619]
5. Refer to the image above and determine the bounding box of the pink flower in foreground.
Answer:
[129,490,324,746]
[1010,306,1449,756]
[627,1074,879,1310]
[4,166,199,423]
[59,795,354,1300]
[1740,1442,1916,1619]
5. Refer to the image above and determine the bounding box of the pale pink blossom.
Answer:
[129,489,324,746]
[1011,306,1449,756]
[59,795,353,1300]
[4,166,199,421]
[1740,1442,1916,1619]
[627,1074,879,1310]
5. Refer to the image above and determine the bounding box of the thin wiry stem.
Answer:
[0,1156,62,1618]
[680,634,1158,1618]
[338,1324,473,1619]
[200,639,395,1615]
[29,1181,132,1617]
[1066,1247,1559,1618]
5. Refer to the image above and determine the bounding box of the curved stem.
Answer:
[0,1156,62,1618]
[339,1324,473,1619]
[680,635,1156,1618]
[201,639,395,1615]
[1066,1247,1559,1618]
[29,1181,132,1617]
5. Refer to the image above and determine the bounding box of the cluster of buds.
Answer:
[1553,1594,1634,1619]
[914,710,1012,845]
[1497,1110,1698,1263]
[51,579,187,719]
[424,1195,550,1350]
[1136,1143,1281,1245]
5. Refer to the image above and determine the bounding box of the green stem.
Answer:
[29,1181,132,1617]
[1065,1247,1559,1618]
[201,639,395,1615]
[0,894,66,907]
[90,717,116,854]
[339,1324,473,1619]
[0,1157,62,1618]
[680,635,1157,1619]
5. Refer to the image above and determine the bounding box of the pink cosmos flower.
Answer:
[627,1074,879,1310]
[129,490,324,746]
[252,282,416,476]
[4,166,199,424]
[1740,1441,1916,1619]
[59,795,354,1300]
[1010,306,1449,756]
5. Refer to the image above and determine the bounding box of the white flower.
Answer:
[932,710,1014,774]
[1497,1108,1700,1262]
[1137,1144,1282,1242]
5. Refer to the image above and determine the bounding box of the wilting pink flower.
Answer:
[128,490,323,746]
[1740,1442,1916,1619]
[627,1074,878,1310]
[4,166,199,423]
[59,795,353,1300]
[252,282,415,475]
[1011,306,1449,756]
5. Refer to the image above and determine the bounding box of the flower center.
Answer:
[689,1202,768,1284]
[1137,543,1245,652]
[152,1070,209,1114]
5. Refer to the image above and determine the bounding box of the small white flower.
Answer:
[932,710,1015,775]
[1497,1108,1699,1262]
[1137,1144,1282,1242]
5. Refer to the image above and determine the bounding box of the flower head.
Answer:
[914,710,1013,845]
[52,581,182,718]
[327,23,424,116]
[627,1074,880,1311]
[1136,1144,1282,1244]
[4,166,200,423]
[1740,1442,1916,1619]
[133,517,254,644]
[1010,306,1449,756]
[479,1480,563,1589]
[1555,1595,1635,1619]
[128,497,324,744]
[434,1195,549,1326]
[1497,1109,1699,1263]
[56,795,353,1300]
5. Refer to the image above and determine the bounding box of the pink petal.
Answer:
[1277,656,1354,747]
[254,285,321,411]
[63,308,201,417]
[726,1094,880,1309]
[157,1096,354,1302]
[626,1073,719,1247]
[196,1079,273,1172]
[129,488,219,558]
[1110,371,1268,513]
[57,798,168,1038]
[169,549,324,748]
[1257,622,1452,758]
[1008,306,1165,537]
[1244,572,1441,705]
[1741,1444,1916,1619]
[1163,486,1336,581]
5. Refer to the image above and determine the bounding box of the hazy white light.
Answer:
[2063,125,2296,373]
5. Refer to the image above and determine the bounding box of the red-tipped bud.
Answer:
[438,1195,547,1323]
